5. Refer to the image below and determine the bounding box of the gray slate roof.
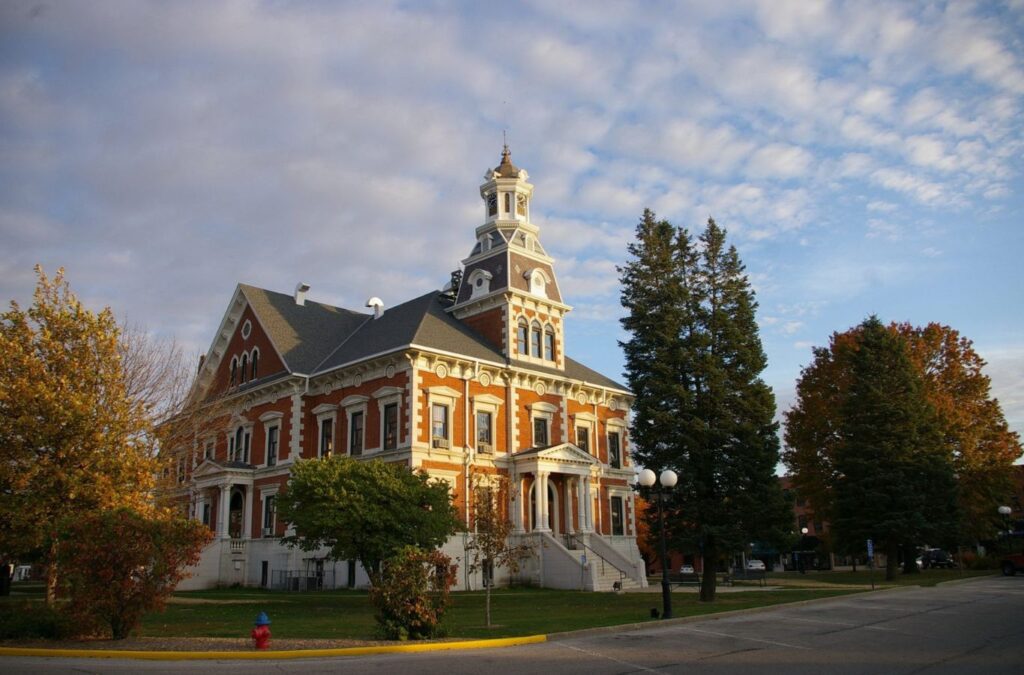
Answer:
[240,284,627,391]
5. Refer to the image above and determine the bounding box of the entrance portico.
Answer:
[511,443,598,536]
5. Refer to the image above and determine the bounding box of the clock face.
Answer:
[516,193,527,216]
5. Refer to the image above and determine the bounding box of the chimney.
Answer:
[294,282,310,306]
[366,296,384,319]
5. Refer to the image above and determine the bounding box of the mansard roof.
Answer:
[234,283,627,391]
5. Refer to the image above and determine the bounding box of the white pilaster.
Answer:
[242,488,252,539]
[537,471,550,532]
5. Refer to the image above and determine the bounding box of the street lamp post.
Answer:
[637,468,677,619]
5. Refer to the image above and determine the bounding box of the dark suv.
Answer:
[919,548,955,569]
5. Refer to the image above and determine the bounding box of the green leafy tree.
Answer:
[0,267,158,604]
[56,508,211,639]
[620,214,790,602]
[783,322,1021,557]
[465,476,532,628]
[832,317,959,580]
[277,456,460,583]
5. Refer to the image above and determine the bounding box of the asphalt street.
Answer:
[3,575,1022,674]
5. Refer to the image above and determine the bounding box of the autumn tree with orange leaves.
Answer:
[783,320,1021,551]
[0,267,161,604]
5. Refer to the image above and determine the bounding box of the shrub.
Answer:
[56,508,211,639]
[369,546,456,640]
[0,602,75,639]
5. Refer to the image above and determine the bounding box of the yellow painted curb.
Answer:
[0,634,547,661]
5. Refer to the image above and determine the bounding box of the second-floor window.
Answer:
[319,418,333,457]
[266,426,278,466]
[350,411,363,456]
[476,411,492,445]
[608,431,621,468]
[263,495,276,536]
[432,403,449,447]
[230,426,250,463]
[383,403,398,450]
[575,426,589,452]
[517,319,528,355]
[533,417,549,447]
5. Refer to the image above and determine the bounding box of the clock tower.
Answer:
[449,146,571,370]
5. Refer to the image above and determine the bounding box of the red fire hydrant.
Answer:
[251,611,271,650]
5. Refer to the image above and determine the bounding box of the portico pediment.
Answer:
[192,458,256,487]
[514,442,597,466]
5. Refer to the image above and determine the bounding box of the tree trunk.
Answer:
[885,540,898,581]
[699,542,717,603]
[485,583,492,628]
[46,541,59,606]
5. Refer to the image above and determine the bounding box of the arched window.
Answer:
[530,321,542,358]
[544,326,555,361]
[240,354,248,383]
[504,192,511,213]
[230,358,237,386]
[517,319,529,355]
[250,349,259,380]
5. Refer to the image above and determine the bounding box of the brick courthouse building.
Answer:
[170,147,647,591]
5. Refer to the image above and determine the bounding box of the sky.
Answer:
[2,0,1022,450]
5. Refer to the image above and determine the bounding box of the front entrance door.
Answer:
[229,490,244,538]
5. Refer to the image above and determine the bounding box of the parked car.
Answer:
[1001,551,1024,576]
[746,559,766,571]
[680,564,695,575]
[918,548,955,569]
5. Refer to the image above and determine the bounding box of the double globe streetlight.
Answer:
[636,468,677,619]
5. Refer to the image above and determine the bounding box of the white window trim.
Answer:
[531,411,554,448]
[573,415,594,454]
[260,411,283,467]
[608,491,628,536]
[606,418,628,468]
[467,269,494,299]
[260,486,279,537]
[472,393,503,454]
[341,395,369,456]
[225,417,253,463]
[374,387,403,452]
[313,404,337,458]
[427,386,461,450]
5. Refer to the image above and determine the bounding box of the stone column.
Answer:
[513,474,525,533]
[537,471,550,532]
[565,477,575,534]
[218,483,231,539]
[582,476,593,533]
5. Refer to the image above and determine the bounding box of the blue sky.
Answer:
[2,0,1022,444]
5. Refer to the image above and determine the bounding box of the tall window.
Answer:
[575,426,589,452]
[266,426,278,466]
[533,417,549,447]
[504,192,511,213]
[240,354,248,383]
[383,403,398,450]
[610,496,624,536]
[319,418,333,457]
[543,327,554,361]
[251,350,259,380]
[204,439,215,460]
[608,431,621,468]
[476,411,492,446]
[530,321,542,358]
[350,411,363,456]
[517,319,528,355]
[263,495,276,536]
[202,503,211,527]
[230,358,237,386]
[431,403,449,447]
[232,426,250,463]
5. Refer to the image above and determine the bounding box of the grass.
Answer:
[136,585,861,640]
[3,568,996,642]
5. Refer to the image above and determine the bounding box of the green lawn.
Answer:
[4,569,995,642]
[140,586,861,640]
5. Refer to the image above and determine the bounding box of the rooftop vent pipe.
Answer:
[295,282,310,306]
[366,296,384,319]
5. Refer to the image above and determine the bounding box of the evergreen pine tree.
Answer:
[833,316,958,580]
[621,214,789,602]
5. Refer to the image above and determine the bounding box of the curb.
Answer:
[0,634,547,661]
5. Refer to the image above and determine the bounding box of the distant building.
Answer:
[166,147,647,592]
